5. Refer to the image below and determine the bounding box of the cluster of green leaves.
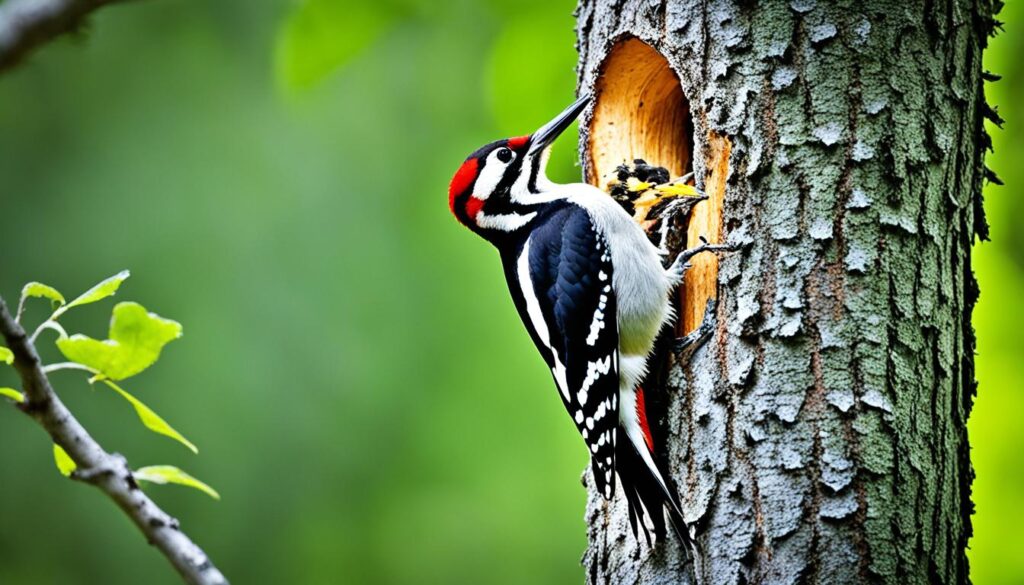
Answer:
[1,271,219,500]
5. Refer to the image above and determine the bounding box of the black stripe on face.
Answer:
[527,154,541,193]
[490,153,526,201]
[452,191,474,226]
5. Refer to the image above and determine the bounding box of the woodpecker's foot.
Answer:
[667,237,740,283]
[674,298,717,362]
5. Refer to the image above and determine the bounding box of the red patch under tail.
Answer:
[635,387,655,453]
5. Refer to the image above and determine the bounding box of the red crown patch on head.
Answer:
[507,135,529,150]
[449,157,479,216]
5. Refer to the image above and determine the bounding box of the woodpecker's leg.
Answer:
[666,237,738,284]
[674,298,717,361]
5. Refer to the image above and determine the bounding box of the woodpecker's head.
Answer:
[449,94,590,237]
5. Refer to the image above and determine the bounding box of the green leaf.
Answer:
[275,0,396,90]
[0,346,11,365]
[53,444,77,477]
[53,270,130,318]
[135,465,220,500]
[101,379,198,453]
[21,282,65,307]
[0,387,24,403]
[56,302,182,381]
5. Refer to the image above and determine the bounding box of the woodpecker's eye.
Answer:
[495,147,514,163]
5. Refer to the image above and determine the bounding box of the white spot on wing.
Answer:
[585,295,608,346]
[579,355,614,395]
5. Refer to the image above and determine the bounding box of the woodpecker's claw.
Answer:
[674,298,717,360]
[667,238,740,282]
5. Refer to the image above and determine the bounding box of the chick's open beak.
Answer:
[528,93,591,156]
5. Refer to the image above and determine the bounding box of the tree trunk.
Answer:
[574,1,997,583]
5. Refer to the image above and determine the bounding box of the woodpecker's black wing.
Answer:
[505,203,620,499]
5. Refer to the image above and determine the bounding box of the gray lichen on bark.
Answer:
[575,1,997,583]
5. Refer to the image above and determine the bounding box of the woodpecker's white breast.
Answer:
[551,183,675,390]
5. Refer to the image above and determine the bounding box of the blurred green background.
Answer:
[0,0,1019,583]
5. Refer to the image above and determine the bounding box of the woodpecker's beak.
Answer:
[528,93,591,156]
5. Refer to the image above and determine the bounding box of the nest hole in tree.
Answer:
[587,37,728,335]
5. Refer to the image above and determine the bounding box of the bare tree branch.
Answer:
[0,0,123,72]
[0,295,229,585]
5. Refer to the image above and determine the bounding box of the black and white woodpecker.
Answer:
[448,94,727,548]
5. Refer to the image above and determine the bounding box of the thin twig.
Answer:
[41,361,95,374]
[0,0,127,73]
[29,318,66,344]
[0,294,228,585]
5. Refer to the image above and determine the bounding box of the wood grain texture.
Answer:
[681,131,728,334]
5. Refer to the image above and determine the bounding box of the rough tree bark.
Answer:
[574,1,998,584]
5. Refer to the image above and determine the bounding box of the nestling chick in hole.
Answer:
[605,159,708,251]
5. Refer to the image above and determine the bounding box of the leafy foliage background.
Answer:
[0,0,1019,583]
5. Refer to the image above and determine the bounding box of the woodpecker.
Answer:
[448,94,726,549]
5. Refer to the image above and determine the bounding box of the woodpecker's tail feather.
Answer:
[615,433,698,558]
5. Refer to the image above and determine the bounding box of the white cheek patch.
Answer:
[472,150,511,200]
[476,211,536,231]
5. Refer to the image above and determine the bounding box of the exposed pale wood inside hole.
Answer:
[682,132,729,334]
[587,38,726,335]
[587,39,690,185]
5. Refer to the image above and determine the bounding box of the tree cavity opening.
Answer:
[587,38,692,187]
[587,37,727,335]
